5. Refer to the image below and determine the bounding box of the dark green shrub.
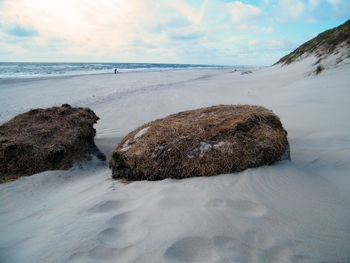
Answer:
[315,65,324,75]
[110,152,128,169]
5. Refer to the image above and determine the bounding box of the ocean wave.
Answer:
[0,62,231,79]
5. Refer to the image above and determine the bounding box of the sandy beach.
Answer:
[1,55,350,262]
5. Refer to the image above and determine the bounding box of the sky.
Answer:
[0,0,349,65]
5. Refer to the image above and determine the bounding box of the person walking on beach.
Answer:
[114,68,117,74]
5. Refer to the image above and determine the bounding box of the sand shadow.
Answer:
[95,137,123,159]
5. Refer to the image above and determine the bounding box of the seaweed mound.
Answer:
[0,104,105,183]
[110,105,289,180]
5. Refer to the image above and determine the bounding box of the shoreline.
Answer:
[0,66,241,85]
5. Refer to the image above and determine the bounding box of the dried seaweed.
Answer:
[110,105,289,180]
[0,104,105,183]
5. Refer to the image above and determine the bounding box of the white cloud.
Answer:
[225,2,272,34]
[0,0,210,59]
[309,0,319,8]
[1,0,146,53]
[235,25,273,33]
[197,0,209,25]
[248,39,258,46]
[306,17,317,23]
[277,0,305,20]
[226,1,262,23]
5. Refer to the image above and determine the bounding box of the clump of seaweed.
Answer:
[0,104,105,183]
[110,105,289,181]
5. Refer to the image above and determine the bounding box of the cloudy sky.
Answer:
[0,0,349,65]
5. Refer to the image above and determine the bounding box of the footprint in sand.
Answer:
[240,230,307,263]
[96,211,148,248]
[107,211,133,225]
[212,232,274,262]
[86,199,130,214]
[291,254,319,263]
[244,229,275,249]
[97,225,148,248]
[213,235,241,249]
[258,240,316,263]
[206,199,267,217]
[68,245,134,262]
[259,245,292,263]
[164,236,214,262]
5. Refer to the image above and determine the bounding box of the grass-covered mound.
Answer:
[276,19,350,65]
[0,104,105,183]
[110,105,289,180]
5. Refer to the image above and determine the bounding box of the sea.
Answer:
[0,62,230,80]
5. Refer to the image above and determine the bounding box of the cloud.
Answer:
[0,0,348,65]
[196,0,209,25]
[235,25,273,33]
[152,18,192,33]
[224,2,272,34]
[309,0,319,8]
[306,17,317,23]
[132,39,156,49]
[165,18,192,28]
[0,0,212,55]
[248,39,258,46]
[236,38,299,55]
[277,0,305,20]
[7,24,38,37]
[226,1,262,23]
[169,30,204,41]
[273,0,350,22]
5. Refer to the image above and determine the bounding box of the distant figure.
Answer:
[114,68,117,74]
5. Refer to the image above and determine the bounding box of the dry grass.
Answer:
[110,105,289,180]
[0,104,105,183]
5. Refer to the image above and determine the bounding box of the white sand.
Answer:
[1,57,350,263]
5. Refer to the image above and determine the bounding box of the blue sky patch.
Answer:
[7,24,38,37]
